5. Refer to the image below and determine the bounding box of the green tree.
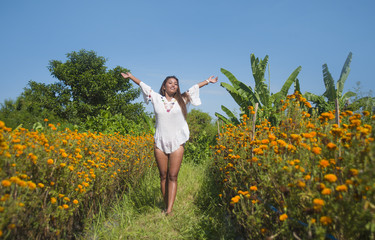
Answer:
[216,53,301,125]
[48,49,143,122]
[0,50,144,129]
[304,52,373,113]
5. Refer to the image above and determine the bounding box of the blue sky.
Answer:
[1,0,374,118]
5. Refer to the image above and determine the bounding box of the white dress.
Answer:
[139,82,201,154]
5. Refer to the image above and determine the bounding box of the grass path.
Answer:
[82,160,237,239]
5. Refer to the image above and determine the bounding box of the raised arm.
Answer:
[197,76,219,88]
[121,72,142,86]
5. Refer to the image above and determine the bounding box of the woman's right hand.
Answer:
[121,72,133,79]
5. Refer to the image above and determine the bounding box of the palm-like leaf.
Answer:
[221,105,240,125]
[337,52,352,98]
[322,64,336,101]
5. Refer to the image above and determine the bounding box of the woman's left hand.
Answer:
[207,76,219,84]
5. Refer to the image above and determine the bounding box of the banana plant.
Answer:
[216,53,301,125]
[304,52,372,113]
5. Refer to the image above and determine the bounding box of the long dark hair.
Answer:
[159,76,190,119]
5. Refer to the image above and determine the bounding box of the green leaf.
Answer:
[322,63,337,101]
[337,52,352,97]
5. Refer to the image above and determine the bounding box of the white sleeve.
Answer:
[187,84,201,106]
[139,82,153,104]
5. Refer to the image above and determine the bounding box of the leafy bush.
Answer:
[185,109,217,164]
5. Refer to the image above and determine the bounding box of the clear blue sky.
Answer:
[1,0,374,118]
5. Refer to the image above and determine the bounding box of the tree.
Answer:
[47,49,143,122]
[216,53,301,125]
[0,49,145,129]
[304,52,373,113]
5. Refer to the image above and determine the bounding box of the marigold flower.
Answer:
[250,186,257,191]
[38,183,45,188]
[324,174,337,183]
[350,168,358,176]
[313,198,325,206]
[47,159,54,165]
[63,204,69,209]
[326,142,337,150]
[320,216,332,225]
[335,184,348,192]
[27,181,36,190]
[319,159,330,168]
[312,147,322,155]
[321,188,332,195]
[1,180,11,187]
[297,181,306,188]
[51,197,57,204]
[73,199,79,204]
[279,213,288,221]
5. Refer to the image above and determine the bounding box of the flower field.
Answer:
[213,92,375,239]
[0,121,154,239]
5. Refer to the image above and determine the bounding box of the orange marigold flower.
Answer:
[335,184,348,192]
[312,147,322,155]
[350,168,358,176]
[313,198,325,206]
[73,199,79,204]
[250,186,258,191]
[63,204,69,209]
[326,142,337,150]
[319,159,330,168]
[279,213,288,221]
[324,174,337,183]
[27,181,36,190]
[37,183,45,188]
[51,197,57,204]
[320,216,332,225]
[47,159,54,165]
[321,188,332,195]
[297,181,306,188]
[1,180,11,187]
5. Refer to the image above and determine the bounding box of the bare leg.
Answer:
[154,146,169,210]
[165,145,184,214]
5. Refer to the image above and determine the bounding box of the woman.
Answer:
[121,72,218,216]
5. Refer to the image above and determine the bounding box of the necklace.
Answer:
[161,96,176,112]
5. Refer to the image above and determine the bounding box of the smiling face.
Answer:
[163,77,179,96]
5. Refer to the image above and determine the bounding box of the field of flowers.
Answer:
[0,120,154,239]
[213,92,375,239]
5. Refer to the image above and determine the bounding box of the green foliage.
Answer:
[0,49,144,129]
[82,108,154,135]
[184,109,217,164]
[305,52,374,113]
[216,53,301,125]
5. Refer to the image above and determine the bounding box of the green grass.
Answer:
[81,159,239,240]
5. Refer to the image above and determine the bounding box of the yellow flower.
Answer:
[350,169,358,176]
[64,197,70,202]
[73,199,79,204]
[1,180,11,187]
[38,183,45,188]
[335,185,348,192]
[313,198,325,206]
[47,159,54,165]
[51,197,57,204]
[324,174,337,183]
[250,186,258,191]
[326,142,337,150]
[297,181,306,188]
[312,147,322,155]
[27,181,36,190]
[321,188,332,195]
[320,216,332,225]
[63,204,69,209]
[279,213,288,221]
[319,159,330,168]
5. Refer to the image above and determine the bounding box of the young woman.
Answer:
[120,72,218,216]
